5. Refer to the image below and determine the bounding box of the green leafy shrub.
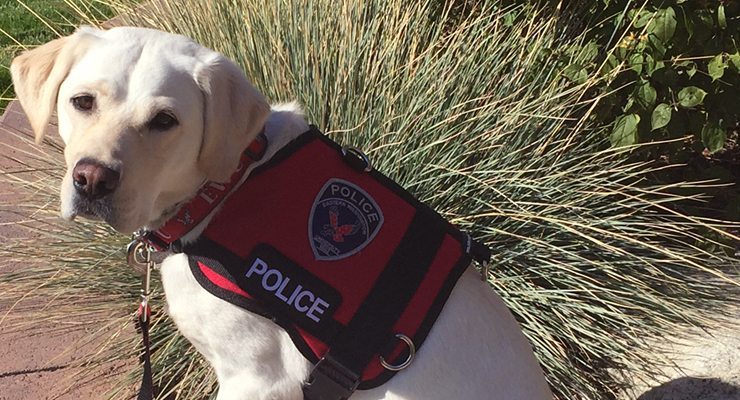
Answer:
[558,0,740,222]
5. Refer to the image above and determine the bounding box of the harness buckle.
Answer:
[302,355,360,400]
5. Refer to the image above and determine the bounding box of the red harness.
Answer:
[142,126,489,399]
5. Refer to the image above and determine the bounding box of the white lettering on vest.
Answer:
[329,183,379,221]
[262,269,282,291]
[294,290,314,312]
[307,297,330,322]
[245,258,331,323]
[246,258,268,277]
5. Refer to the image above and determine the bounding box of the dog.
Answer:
[11,26,553,400]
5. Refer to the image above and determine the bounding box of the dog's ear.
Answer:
[195,54,270,183]
[10,28,98,144]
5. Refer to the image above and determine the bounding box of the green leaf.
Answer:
[502,12,515,27]
[647,34,666,58]
[687,63,697,78]
[707,54,726,81]
[650,7,677,43]
[644,53,657,75]
[634,81,657,109]
[615,44,629,60]
[629,53,644,74]
[610,114,640,147]
[624,97,635,112]
[633,10,654,28]
[718,4,727,29]
[604,53,620,75]
[651,103,672,130]
[563,64,588,84]
[674,60,697,78]
[701,121,726,153]
[678,86,707,108]
[728,52,740,71]
[580,41,599,63]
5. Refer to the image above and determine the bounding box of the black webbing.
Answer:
[306,208,447,398]
[185,237,345,344]
[137,306,154,400]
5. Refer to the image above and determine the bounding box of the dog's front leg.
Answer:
[160,254,312,400]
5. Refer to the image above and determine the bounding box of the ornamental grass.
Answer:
[0,1,737,399]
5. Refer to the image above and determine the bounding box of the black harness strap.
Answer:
[332,209,446,370]
[185,237,346,344]
[302,210,447,399]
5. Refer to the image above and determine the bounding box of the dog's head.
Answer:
[11,26,270,233]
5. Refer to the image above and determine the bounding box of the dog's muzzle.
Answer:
[69,158,120,222]
[73,158,120,199]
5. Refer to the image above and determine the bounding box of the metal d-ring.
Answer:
[379,334,416,371]
[341,146,373,172]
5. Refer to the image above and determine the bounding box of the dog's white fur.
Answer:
[11,27,553,400]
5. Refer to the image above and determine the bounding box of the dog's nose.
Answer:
[72,160,120,200]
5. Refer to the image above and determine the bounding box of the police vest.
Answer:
[144,126,490,399]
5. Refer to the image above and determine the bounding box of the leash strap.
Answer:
[137,303,155,400]
[129,239,156,400]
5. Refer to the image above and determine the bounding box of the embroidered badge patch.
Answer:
[309,178,383,261]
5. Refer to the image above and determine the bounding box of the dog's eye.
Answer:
[71,95,95,111]
[148,112,178,131]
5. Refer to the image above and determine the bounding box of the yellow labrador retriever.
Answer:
[11,26,552,400]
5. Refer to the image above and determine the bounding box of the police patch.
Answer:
[309,178,383,261]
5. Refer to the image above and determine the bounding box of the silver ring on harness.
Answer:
[379,333,416,371]
[341,146,373,172]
